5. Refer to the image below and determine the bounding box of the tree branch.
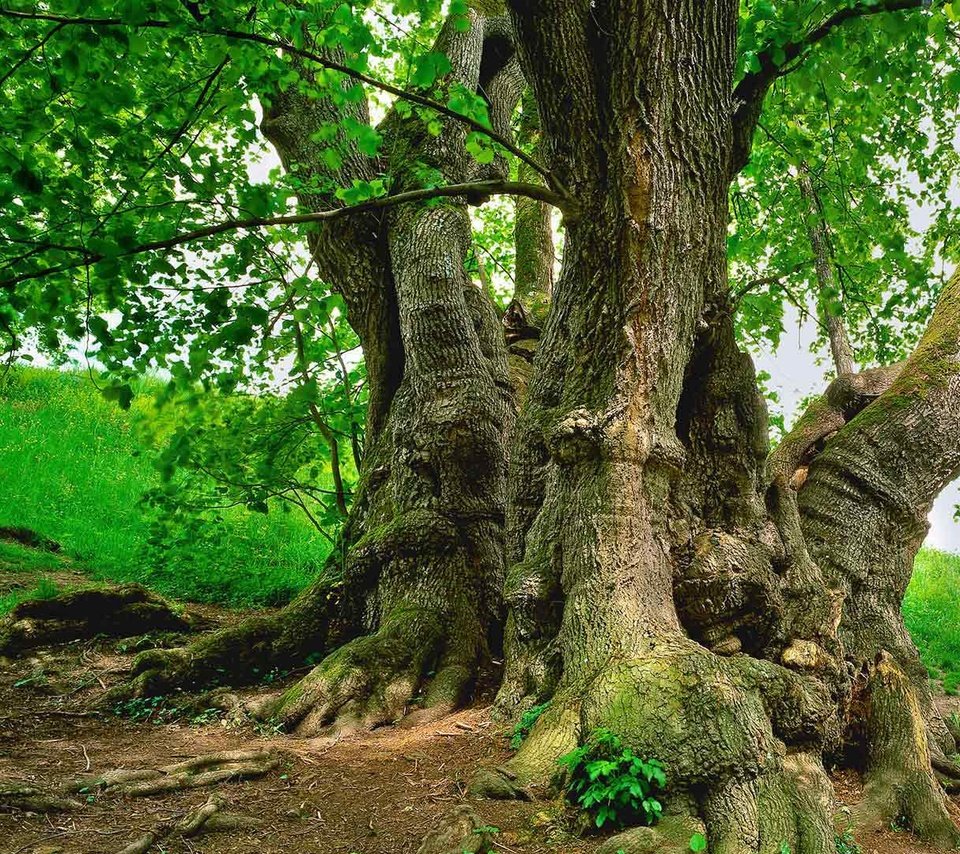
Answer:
[1,179,567,289]
[0,9,562,193]
[731,0,930,174]
[798,167,856,376]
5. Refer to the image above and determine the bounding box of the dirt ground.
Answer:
[0,598,957,854]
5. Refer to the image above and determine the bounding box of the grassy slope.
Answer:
[0,367,328,608]
[903,547,960,693]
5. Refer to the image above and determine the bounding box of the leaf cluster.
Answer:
[557,728,666,830]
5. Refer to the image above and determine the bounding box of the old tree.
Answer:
[4,0,960,849]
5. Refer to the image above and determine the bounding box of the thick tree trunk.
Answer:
[126,11,522,735]
[114,4,960,848]
[796,270,960,842]
[487,3,960,851]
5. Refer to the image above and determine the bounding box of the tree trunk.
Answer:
[126,11,523,735]
[113,3,960,848]
[487,2,960,851]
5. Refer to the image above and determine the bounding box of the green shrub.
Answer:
[557,727,666,829]
[835,828,862,854]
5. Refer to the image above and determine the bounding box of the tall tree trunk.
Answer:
[125,11,523,735]
[487,2,960,850]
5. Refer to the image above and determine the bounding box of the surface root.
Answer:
[114,792,259,854]
[0,779,81,812]
[67,749,279,797]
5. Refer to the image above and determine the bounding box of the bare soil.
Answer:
[0,606,956,854]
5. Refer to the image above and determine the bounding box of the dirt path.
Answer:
[0,617,955,854]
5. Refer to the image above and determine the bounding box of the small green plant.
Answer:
[889,814,908,832]
[189,707,222,726]
[557,727,666,829]
[834,828,862,854]
[112,695,173,723]
[779,843,791,854]
[13,667,48,689]
[689,832,707,852]
[510,702,550,749]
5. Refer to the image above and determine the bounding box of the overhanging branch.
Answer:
[1,179,568,289]
[731,0,930,174]
[0,8,561,193]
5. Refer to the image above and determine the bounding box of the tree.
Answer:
[2,1,960,850]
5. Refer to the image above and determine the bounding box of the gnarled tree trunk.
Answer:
[127,9,523,735]
[489,2,960,851]
[115,2,960,848]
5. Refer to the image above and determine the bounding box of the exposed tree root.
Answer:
[485,636,841,854]
[66,749,279,797]
[594,815,705,854]
[0,584,191,656]
[416,804,495,854]
[114,792,259,854]
[104,577,354,703]
[246,611,474,736]
[0,780,80,812]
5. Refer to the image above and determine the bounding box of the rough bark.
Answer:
[124,11,523,734]
[796,270,960,842]
[100,2,960,848]
[512,88,553,327]
[484,3,960,851]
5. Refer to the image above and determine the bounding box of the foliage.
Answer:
[509,701,550,749]
[0,366,331,606]
[1,0,955,415]
[689,832,708,852]
[557,728,666,830]
[903,548,960,694]
[732,2,960,367]
[834,828,862,854]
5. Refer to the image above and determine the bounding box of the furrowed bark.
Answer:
[489,5,845,850]
[797,269,960,842]
[125,12,524,730]
[512,89,553,327]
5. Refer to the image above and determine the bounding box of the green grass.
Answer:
[0,540,66,574]
[0,577,63,616]
[0,367,329,608]
[903,548,960,694]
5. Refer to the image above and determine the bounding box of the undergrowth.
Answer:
[0,367,330,608]
[558,727,666,829]
[510,701,550,749]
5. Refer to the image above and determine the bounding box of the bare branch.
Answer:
[798,167,856,376]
